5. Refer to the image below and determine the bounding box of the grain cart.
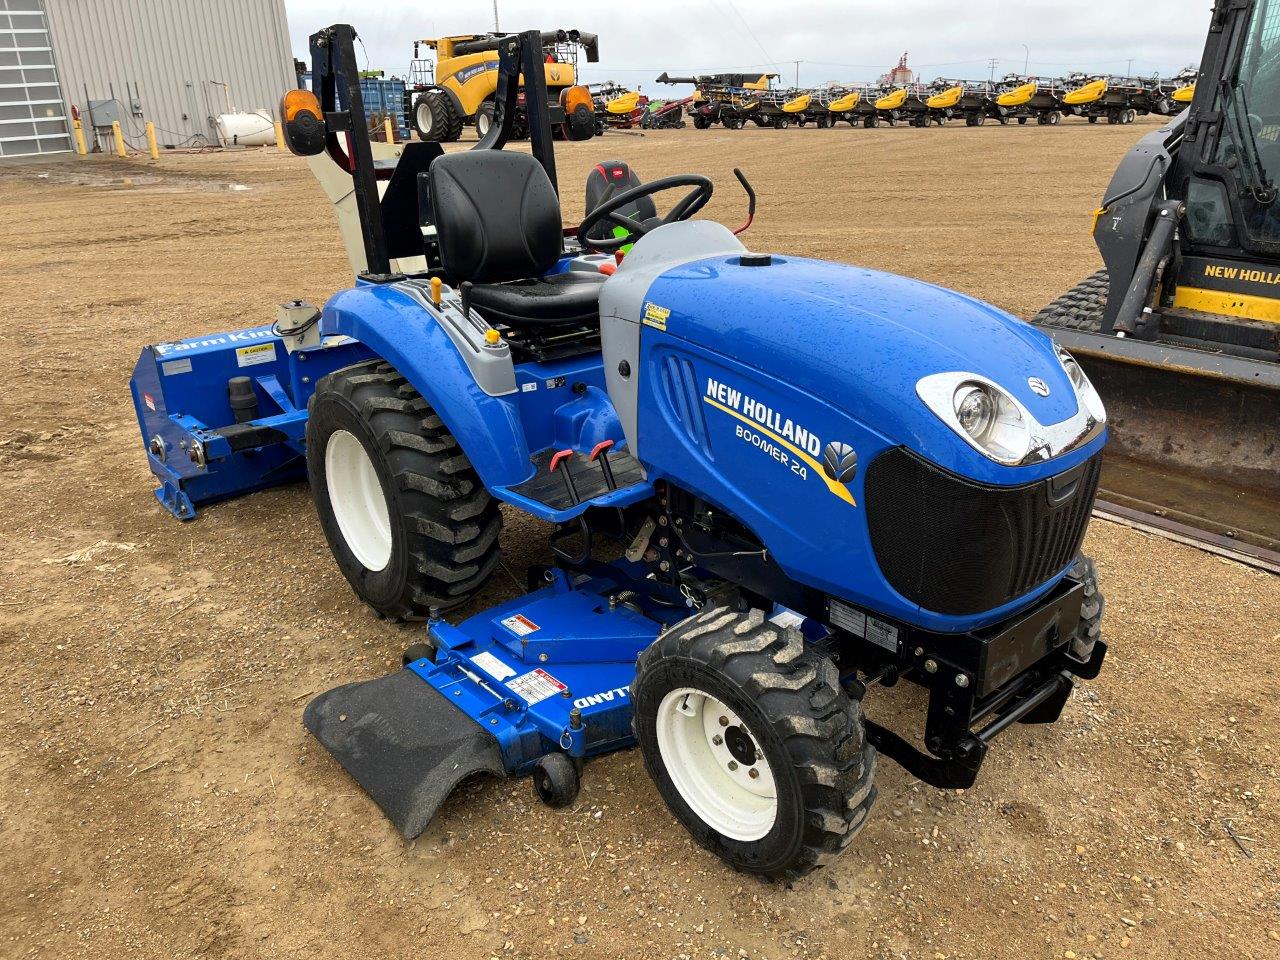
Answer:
[1036,0,1280,554]
[132,22,1110,881]
[406,28,598,141]
[994,74,1067,125]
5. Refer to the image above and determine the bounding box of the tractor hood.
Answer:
[636,252,1092,479]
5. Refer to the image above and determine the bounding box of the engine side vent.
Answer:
[660,355,712,455]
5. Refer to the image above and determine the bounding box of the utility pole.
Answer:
[794,60,801,87]
[1021,44,1030,75]
[988,58,999,82]
[1126,57,1135,75]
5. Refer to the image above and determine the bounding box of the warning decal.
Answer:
[470,651,515,681]
[507,668,566,705]
[500,613,540,636]
[235,342,276,368]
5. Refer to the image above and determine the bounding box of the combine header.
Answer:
[658,72,775,129]
[1060,73,1162,124]
[994,75,1066,125]
[924,79,1003,126]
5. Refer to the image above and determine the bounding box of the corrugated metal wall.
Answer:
[45,0,293,150]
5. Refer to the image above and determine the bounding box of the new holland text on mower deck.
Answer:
[130,24,1109,880]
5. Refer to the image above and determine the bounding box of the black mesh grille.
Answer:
[864,448,1102,616]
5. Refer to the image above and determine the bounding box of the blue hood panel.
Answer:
[646,254,1087,482]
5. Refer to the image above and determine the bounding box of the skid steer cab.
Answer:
[130,23,1110,881]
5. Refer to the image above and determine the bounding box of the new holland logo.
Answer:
[1028,376,1051,397]
[821,441,858,483]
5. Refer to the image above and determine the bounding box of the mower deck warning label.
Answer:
[507,668,566,705]
[236,342,276,367]
[500,613,540,636]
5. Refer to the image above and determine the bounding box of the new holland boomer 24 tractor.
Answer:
[131,24,1110,880]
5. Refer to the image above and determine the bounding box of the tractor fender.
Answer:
[320,283,534,489]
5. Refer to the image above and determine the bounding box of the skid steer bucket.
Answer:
[1035,277,1280,555]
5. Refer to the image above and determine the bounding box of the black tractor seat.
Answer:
[427,150,603,328]
[468,272,605,327]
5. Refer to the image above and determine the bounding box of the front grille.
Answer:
[864,448,1101,616]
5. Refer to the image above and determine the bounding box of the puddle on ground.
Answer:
[30,170,252,193]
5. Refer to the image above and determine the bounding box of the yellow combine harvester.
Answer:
[407,29,598,141]
[1035,0,1279,557]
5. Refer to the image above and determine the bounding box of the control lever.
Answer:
[550,449,579,505]
[732,168,756,236]
[590,440,617,490]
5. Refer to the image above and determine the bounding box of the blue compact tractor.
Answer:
[130,25,1109,880]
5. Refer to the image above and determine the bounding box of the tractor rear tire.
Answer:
[693,115,710,129]
[1067,554,1105,661]
[413,90,462,142]
[307,361,502,621]
[633,606,877,881]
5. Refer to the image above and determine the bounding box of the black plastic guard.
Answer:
[303,670,506,839]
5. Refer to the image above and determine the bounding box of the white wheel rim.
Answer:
[325,429,393,572]
[655,687,777,841]
[476,113,490,136]
[416,100,433,135]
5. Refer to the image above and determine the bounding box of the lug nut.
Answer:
[727,761,738,771]
[748,768,759,779]
[924,659,938,674]
[712,735,723,746]
[955,674,971,688]
[718,716,729,727]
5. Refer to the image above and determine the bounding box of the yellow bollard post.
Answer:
[111,120,126,157]
[145,121,159,160]
[274,120,286,151]
[72,117,88,155]
[383,117,395,143]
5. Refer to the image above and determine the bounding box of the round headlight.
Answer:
[954,385,995,439]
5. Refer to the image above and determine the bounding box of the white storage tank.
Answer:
[216,110,276,146]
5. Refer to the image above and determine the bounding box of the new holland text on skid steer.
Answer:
[130,24,1109,880]
[1037,0,1280,557]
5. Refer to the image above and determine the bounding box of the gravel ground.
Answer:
[1,118,1277,960]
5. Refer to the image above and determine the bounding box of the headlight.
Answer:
[1055,346,1106,423]
[947,381,1031,464]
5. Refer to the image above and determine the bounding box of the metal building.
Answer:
[1,0,293,158]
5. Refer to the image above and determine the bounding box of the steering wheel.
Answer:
[576,174,714,252]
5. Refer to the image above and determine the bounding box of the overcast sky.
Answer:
[283,1,1213,90]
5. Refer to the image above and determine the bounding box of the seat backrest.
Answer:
[584,160,657,241]
[427,150,563,283]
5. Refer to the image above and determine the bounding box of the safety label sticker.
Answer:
[500,613,540,636]
[828,599,866,638]
[162,358,192,376]
[866,617,900,653]
[470,651,515,681]
[235,342,276,368]
[507,668,566,705]
[642,301,670,331]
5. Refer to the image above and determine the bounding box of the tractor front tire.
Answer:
[307,361,502,621]
[633,607,877,881]
[413,90,462,142]
[1068,554,1105,661]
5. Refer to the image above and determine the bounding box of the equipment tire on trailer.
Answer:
[633,607,877,880]
[413,90,463,142]
[307,360,502,620]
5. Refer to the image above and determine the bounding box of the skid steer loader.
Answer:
[131,24,1110,880]
[1036,0,1279,554]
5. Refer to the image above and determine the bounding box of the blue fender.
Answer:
[321,282,535,489]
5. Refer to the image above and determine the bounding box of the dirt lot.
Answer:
[1,119,1277,960]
